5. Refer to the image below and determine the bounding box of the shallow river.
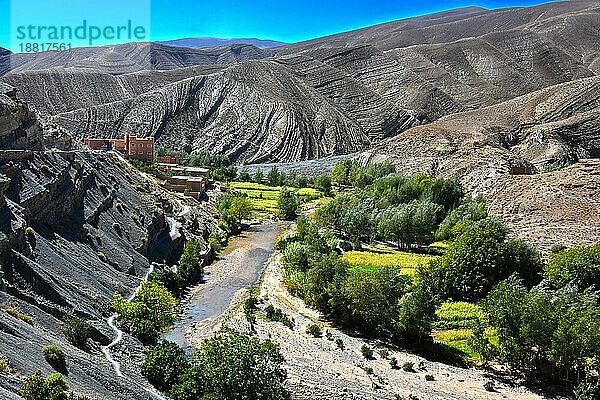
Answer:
[165,223,280,351]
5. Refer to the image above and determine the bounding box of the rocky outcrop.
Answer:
[0,95,219,398]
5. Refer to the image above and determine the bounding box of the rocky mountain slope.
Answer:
[362,75,600,250]
[160,37,286,49]
[0,89,219,399]
[1,1,598,163]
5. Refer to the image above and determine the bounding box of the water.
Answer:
[165,223,279,351]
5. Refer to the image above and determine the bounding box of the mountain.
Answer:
[160,37,286,49]
[1,1,598,163]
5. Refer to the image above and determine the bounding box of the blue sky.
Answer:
[1,0,557,51]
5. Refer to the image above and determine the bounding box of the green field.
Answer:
[229,182,323,213]
[432,301,496,364]
[343,250,434,278]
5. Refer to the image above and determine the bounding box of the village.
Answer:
[84,134,211,199]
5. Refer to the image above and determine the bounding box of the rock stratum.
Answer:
[1,0,599,163]
[0,88,219,399]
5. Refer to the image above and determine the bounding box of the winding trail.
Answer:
[165,223,280,351]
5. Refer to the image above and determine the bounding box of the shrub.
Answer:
[425,374,435,381]
[2,302,34,325]
[364,366,374,375]
[390,357,399,369]
[335,338,345,350]
[142,341,189,393]
[97,252,107,263]
[483,381,495,392]
[26,227,35,237]
[544,242,600,290]
[18,371,92,400]
[402,362,415,372]
[168,330,289,400]
[325,330,333,341]
[0,355,9,374]
[378,349,389,359]
[306,323,322,337]
[361,344,374,360]
[111,280,178,344]
[264,305,295,329]
[63,317,91,348]
[178,239,205,285]
[43,346,66,370]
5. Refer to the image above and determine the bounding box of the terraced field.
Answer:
[343,249,435,278]
[229,182,322,213]
[432,301,497,364]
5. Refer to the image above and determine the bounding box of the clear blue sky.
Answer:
[0,0,557,51]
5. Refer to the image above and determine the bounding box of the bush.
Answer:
[26,227,35,237]
[277,187,300,220]
[361,344,374,360]
[63,317,91,348]
[111,280,178,344]
[544,242,600,290]
[390,357,399,369]
[378,349,389,359]
[19,371,92,400]
[43,346,66,370]
[306,323,322,337]
[142,341,190,393]
[264,305,295,329]
[0,355,9,374]
[178,239,205,286]
[402,362,415,372]
[97,252,107,263]
[335,338,345,350]
[425,374,435,381]
[168,330,290,400]
[483,381,495,392]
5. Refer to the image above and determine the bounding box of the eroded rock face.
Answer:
[0,94,218,398]
[2,1,598,164]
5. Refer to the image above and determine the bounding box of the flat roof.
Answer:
[171,176,205,182]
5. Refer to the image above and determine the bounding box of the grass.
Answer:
[229,182,323,214]
[343,250,434,278]
[1,302,34,325]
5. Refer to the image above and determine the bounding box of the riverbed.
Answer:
[165,223,280,351]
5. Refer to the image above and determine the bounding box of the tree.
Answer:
[331,267,409,336]
[228,196,253,225]
[305,253,348,311]
[544,243,600,290]
[111,280,178,343]
[19,372,91,400]
[428,221,542,301]
[435,196,487,241]
[253,169,264,183]
[169,330,290,400]
[478,277,600,384]
[238,169,251,182]
[313,174,332,196]
[267,167,281,187]
[142,341,190,393]
[277,187,299,220]
[396,283,438,344]
[429,179,464,212]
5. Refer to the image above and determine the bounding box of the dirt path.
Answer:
[165,223,281,351]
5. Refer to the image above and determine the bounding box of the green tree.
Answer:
[238,169,251,182]
[142,341,190,393]
[277,187,299,220]
[253,169,264,183]
[178,239,205,285]
[544,243,600,290]
[111,281,178,343]
[428,221,542,301]
[228,196,253,225]
[396,283,437,344]
[313,174,332,196]
[267,167,281,187]
[169,330,290,400]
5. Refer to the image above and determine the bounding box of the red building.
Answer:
[84,134,155,163]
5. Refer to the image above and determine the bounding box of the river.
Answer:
[165,222,280,352]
